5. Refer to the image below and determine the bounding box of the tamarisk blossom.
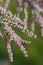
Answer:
[6,39,13,62]
[0,7,6,14]
[0,8,31,62]
[0,6,37,38]
[0,0,41,62]
[34,10,43,36]
[3,21,31,61]
[30,0,43,37]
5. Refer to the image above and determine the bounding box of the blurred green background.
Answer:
[0,0,43,65]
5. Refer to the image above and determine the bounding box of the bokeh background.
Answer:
[0,0,43,65]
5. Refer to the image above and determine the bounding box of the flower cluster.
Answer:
[0,5,35,62]
[30,0,43,36]
[0,0,43,62]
